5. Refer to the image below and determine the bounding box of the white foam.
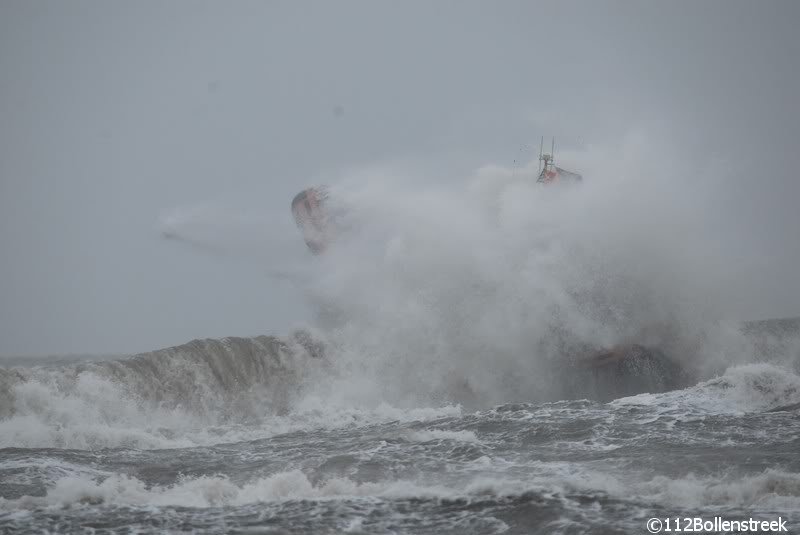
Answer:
[1,470,455,510]
[636,469,800,510]
[0,367,463,450]
[5,463,800,513]
[301,135,773,409]
[613,363,800,415]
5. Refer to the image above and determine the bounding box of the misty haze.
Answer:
[1,1,799,533]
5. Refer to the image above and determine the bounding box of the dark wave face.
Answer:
[0,334,326,450]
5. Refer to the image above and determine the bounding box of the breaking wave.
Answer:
[5,465,800,512]
[613,362,800,414]
[0,331,797,452]
[0,334,320,449]
[0,332,473,450]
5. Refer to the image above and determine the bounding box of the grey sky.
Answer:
[1,1,798,355]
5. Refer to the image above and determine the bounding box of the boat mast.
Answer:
[539,136,555,173]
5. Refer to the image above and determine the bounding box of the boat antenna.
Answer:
[538,136,544,173]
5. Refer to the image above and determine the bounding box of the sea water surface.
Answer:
[1,334,799,534]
